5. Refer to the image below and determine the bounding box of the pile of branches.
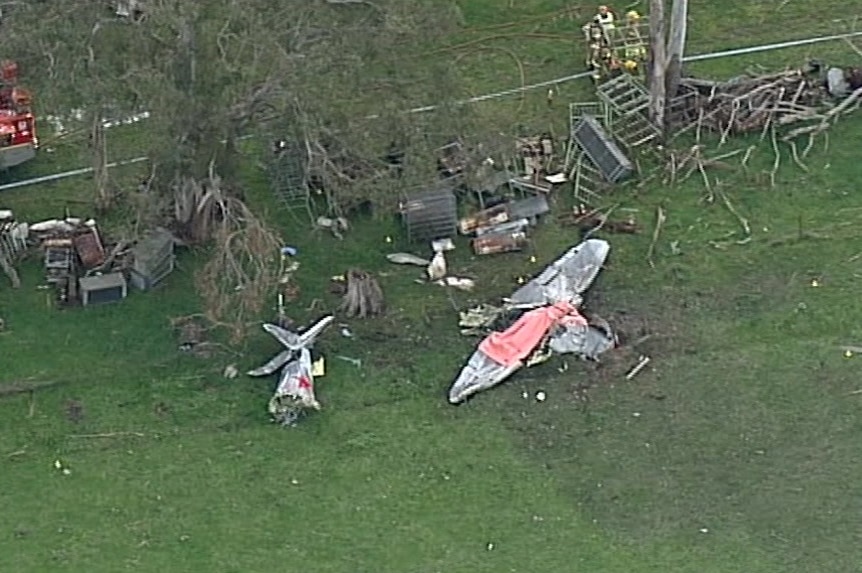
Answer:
[175,172,283,345]
[674,70,832,139]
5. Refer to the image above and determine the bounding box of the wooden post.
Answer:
[665,0,688,99]
[648,0,667,133]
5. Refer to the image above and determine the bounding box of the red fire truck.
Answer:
[0,60,37,168]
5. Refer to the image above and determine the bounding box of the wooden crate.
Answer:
[129,254,175,291]
[132,228,174,277]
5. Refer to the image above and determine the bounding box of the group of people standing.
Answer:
[581,5,648,82]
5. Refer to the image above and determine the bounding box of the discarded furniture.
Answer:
[130,228,175,291]
[459,195,549,235]
[509,176,553,195]
[572,114,634,183]
[437,141,468,177]
[44,242,75,284]
[400,185,458,242]
[79,272,127,306]
[516,135,554,176]
[0,216,27,287]
[472,230,529,255]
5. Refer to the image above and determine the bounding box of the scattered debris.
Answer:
[558,204,639,235]
[223,364,239,379]
[459,195,549,235]
[315,216,350,239]
[435,276,475,291]
[336,355,362,368]
[625,355,651,380]
[431,238,455,252]
[426,252,447,281]
[339,269,384,318]
[459,195,549,256]
[472,229,529,255]
[459,304,506,335]
[386,252,430,266]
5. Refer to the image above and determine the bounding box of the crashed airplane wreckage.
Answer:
[448,239,617,404]
[247,315,334,426]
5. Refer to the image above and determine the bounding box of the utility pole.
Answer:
[648,0,667,133]
[665,0,688,99]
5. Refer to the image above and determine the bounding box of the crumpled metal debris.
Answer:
[458,304,505,334]
[436,276,474,291]
[386,252,430,266]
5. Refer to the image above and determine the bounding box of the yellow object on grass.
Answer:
[312,357,326,377]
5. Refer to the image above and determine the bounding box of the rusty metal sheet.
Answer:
[73,229,105,268]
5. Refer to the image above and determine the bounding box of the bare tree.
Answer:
[665,0,688,99]
[648,0,667,132]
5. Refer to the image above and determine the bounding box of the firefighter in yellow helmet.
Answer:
[623,10,647,62]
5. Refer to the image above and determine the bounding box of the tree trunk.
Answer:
[91,110,111,212]
[665,0,688,99]
[648,0,667,134]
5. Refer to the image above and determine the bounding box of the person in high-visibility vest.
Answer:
[623,10,647,61]
[589,56,603,83]
[585,21,605,68]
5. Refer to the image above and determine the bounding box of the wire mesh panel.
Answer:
[267,140,309,211]
[400,183,458,243]
[572,115,633,183]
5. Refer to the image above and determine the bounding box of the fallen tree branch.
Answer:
[647,206,666,269]
[717,188,751,237]
[0,380,62,397]
[68,432,147,439]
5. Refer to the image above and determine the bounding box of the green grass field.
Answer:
[3,2,862,572]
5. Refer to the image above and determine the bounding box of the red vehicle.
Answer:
[0,60,37,169]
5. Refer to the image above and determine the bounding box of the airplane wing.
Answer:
[262,315,335,351]
[505,239,610,307]
[247,349,293,377]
